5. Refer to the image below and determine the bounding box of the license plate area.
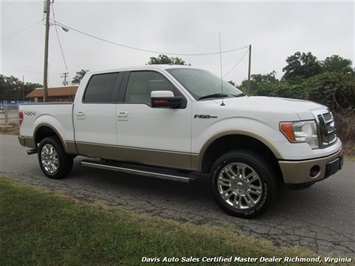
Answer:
[325,155,343,178]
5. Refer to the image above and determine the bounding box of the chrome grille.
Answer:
[323,112,332,121]
[317,111,337,148]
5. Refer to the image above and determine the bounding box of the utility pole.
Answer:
[61,72,69,86]
[43,0,51,102]
[247,44,252,94]
[22,76,25,102]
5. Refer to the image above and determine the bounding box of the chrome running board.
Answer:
[80,159,197,183]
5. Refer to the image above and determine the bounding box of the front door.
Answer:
[115,70,192,170]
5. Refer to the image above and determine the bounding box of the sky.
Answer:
[1,0,354,88]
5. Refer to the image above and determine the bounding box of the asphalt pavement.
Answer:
[1,135,354,257]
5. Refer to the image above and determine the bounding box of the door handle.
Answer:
[76,111,85,120]
[117,111,128,117]
[117,111,128,121]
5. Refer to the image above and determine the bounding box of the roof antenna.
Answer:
[219,32,225,106]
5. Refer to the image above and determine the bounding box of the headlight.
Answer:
[280,120,319,149]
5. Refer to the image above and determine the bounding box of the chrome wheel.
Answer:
[40,144,59,175]
[38,136,73,179]
[217,162,263,210]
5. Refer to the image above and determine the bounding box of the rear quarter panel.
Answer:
[19,103,74,148]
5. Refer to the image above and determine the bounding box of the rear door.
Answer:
[73,72,123,158]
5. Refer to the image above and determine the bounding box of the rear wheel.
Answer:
[38,136,73,179]
[211,150,278,218]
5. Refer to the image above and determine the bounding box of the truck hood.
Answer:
[211,96,326,120]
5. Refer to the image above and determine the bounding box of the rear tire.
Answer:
[210,150,278,218]
[38,136,73,179]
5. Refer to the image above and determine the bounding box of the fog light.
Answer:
[310,165,320,178]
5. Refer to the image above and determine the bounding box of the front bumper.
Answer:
[279,149,343,184]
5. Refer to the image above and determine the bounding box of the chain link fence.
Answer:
[0,101,30,133]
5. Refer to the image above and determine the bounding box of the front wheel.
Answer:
[38,136,73,179]
[211,150,278,218]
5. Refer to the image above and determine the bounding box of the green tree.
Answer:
[282,52,322,81]
[321,55,354,74]
[238,71,278,96]
[72,69,89,85]
[147,54,190,65]
[0,75,41,101]
[306,71,355,111]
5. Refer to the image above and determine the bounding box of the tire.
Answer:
[210,150,278,219]
[38,136,73,179]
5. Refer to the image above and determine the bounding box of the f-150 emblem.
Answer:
[194,114,218,119]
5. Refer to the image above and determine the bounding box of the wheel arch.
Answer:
[197,132,283,182]
[34,124,68,153]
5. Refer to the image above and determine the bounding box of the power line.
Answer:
[1,20,42,41]
[53,24,68,70]
[2,68,63,75]
[223,48,249,78]
[0,0,18,10]
[52,5,68,72]
[54,20,248,57]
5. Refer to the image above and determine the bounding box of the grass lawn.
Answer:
[0,176,347,265]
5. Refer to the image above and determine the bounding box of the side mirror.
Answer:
[151,91,182,108]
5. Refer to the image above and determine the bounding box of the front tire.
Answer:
[38,136,73,179]
[211,150,278,218]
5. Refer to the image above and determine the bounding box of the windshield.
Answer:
[166,68,244,100]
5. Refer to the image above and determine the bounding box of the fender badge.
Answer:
[194,114,218,119]
[24,111,36,116]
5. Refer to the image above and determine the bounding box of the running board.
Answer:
[80,160,197,183]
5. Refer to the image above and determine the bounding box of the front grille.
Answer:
[317,111,337,148]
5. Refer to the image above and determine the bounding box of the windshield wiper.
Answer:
[198,93,245,100]
[198,93,231,100]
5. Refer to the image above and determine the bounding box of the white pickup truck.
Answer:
[18,65,343,218]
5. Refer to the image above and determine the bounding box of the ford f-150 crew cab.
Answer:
[18,65,343,218]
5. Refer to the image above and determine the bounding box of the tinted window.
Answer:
[125,71,177,104]
[83,73,119,103]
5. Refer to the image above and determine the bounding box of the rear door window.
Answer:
[83,73,120,103]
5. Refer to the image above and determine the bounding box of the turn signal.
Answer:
[153,99,168,105]
[280,123,295,142]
